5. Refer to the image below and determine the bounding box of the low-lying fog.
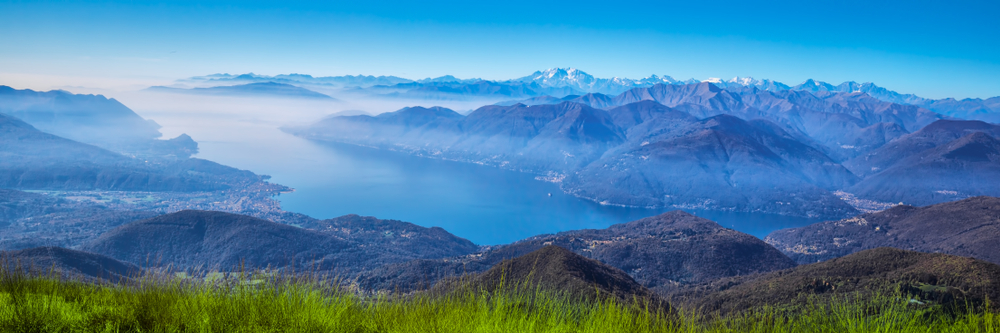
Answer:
[109,91,822,245]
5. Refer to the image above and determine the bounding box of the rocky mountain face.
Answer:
[357,211,796,294]
[765,196,1000,265]
[80,210,480,275]
[686,248,1000,314]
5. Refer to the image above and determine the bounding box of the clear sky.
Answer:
[1,0,998,99]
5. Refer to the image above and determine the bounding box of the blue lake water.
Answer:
[164,113,826,245]
[276,142,827,244]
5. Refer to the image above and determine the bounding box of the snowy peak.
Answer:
[514,68,685,95]
[700,76,790,91]
[520,68,598,87]
[793,79,839,92]
[636,74,683,85]
[727,76,758,86]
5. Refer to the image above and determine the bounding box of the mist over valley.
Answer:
[2,66,1000,327]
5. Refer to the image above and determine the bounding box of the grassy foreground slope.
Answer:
[1,270,997,332]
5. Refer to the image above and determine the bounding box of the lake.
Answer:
[133,94,826,245]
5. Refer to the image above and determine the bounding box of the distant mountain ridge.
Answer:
[0,189,157,250]
[147,82,336,100]
[509,68,696,95]
[0,85,196,159]
[0,112,271,193]
[177,69,999,120]
[185,73,413,88]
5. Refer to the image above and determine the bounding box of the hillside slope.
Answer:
[691,248,1000,314]
[435,245,669,310]
[765,196,1000,265]
[1,246,140,282]
[359,211,796,293]
[82,210,479,274]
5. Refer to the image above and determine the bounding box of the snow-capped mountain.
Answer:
[175,69,999,121]
[703,77,790,91]
[511,68,694,95]
[791,79,840,92]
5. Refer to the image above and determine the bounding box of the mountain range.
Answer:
[183,73,412,88]
[9,195,1000,315]
[147,82,337,100]
[842,120,1000,205]
[286,80,996,217]
[176,68,999,120]
[0,112,257,192]
[0,85,197,159]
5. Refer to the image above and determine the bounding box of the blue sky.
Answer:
[1,0,998,99]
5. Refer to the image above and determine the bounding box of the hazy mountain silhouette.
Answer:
[148,82,336,100]
[0,113,243,192]
[289,97,861,217]
[181,69,1000,121]
[0,85,195,159]
[187,72,413,88]
[505,82,943,159]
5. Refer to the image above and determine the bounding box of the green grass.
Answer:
[0,270,997,333]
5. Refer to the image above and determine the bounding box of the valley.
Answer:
[1,68,999,331]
